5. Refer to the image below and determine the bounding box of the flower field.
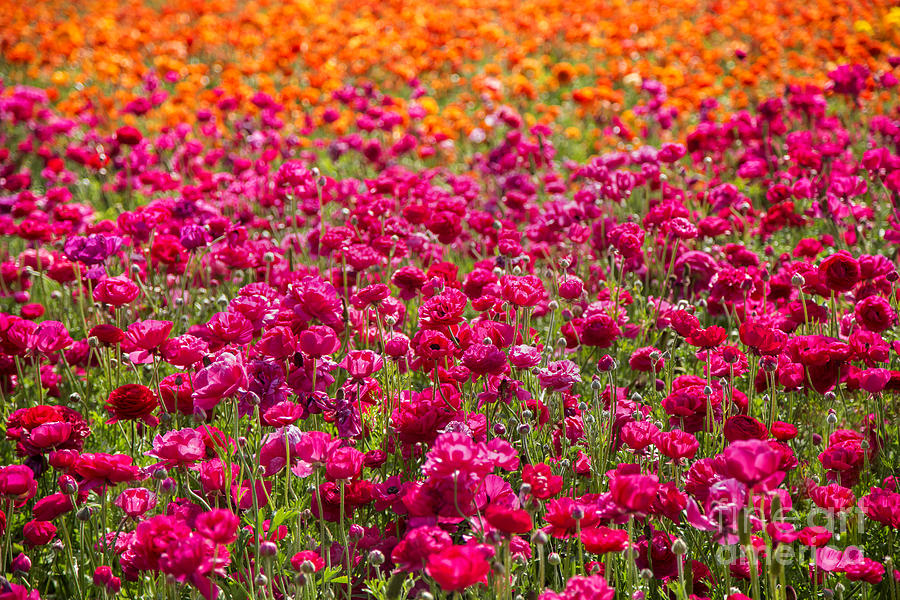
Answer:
[1,0,900,599]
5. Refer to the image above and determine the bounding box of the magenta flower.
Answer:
[717,439,784,491]
[339,349,383,380]
[192,352,249,412]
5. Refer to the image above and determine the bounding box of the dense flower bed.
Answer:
[1,2,900,600]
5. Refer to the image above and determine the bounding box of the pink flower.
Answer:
[28,320,72,355]
[537,360,581,392]
[192,352,248,412]
[206,311,253,346]
[160,335,208,368]
[115,488,157,518]
[461,343,507,376]
[325,446,365,480]
[147,428,206,466]
[195,509,239,545]
[297,325,340,358]
[257,326,298,360]
[339,349,383,380]
[538,574,615,600]
[0,465,37,505]
[92,276,140,306]
[501,275,544,308]
[23,520,56,546]
[718,439,784,490]
[126,320,172,350]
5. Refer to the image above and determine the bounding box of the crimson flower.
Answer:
[106,384,159,426]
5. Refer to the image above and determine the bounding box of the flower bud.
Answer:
[11,553,31,573]
[260,541,278,557]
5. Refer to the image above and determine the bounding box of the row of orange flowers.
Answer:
[1,0,899,140]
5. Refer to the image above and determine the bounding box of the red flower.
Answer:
[23,520,56,547]
[484,504,532,535]
[610,473,659,514]
[74,453,140,487]
[581,527,628,554]
[723,415,769,442]
[6,405,91,456]
[522,463,563,499]
[425,543,493,592]
[115,126,143,145]
[290,550,325,572]
[89,324,125,345]
[106,384,159,426]
[818,251,860,292]
[855,295,896,332]
[92,276,140,307]
[686,326,727,349]
[418,288,468,329]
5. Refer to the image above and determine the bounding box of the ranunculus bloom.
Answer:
[540,574,615,600]
[124,320,173,352]
[581,527,628,554]
[195,509,239,545]
[89,324,125,345]
[558,276,584,300]
[500,275,544,308]
[23,520,56,546]
[537,360,581,392]
[818,251,860,292]
[859,368,891,394]
[686,325,727,349]
[290,550,325,572]
[461,343,507,376]
[115,487,158,518]
[160,335,208,368]
[92,276,140,306]
[0,465,37,504]
[339,349,383,380]
[425,543,494,592]
[28,320,72,355]
[6,405,91,456]
[74,453,139,487]
[610,473,659,514]
[484,504,532,534]
[628,347,664,372]
[106,384,159,426]
[718,439,784,490]
[192,352,248,412]
[147,428,206,466]
[723,415,769,442]
[855,295,895,332]
[325,446,365,480]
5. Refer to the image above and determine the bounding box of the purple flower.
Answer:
[63,234,122,265]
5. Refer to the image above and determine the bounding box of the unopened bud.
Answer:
[260,541,277,557]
